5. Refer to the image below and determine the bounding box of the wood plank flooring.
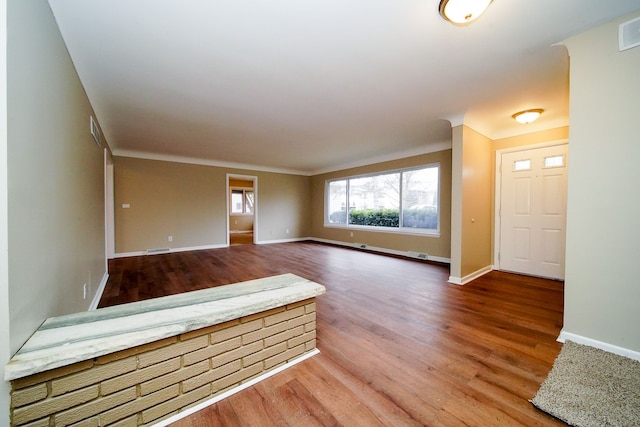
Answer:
[101,241,566,426]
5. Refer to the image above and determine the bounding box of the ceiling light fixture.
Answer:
[512,109,544,124]
[439,0,493,25]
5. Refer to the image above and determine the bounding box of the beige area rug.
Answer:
[531,340,640,426]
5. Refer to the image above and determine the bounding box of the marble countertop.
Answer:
[4,273,326,381]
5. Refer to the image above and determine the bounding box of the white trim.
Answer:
[493,140,569,274]
[152,349,320,427]
[226,174,257,246]
[89,272,109,311]
[310,140,452,175]
[256,237,310,245]
[112,244,227,259]
[113,149,309,176]
[170,244,227,253]
[112,238,452,265]
[557,331,640,362]
[112,250,146,258]
[323,223,440,238]
[112,143,455,178]
[448,265,493,286]
[308,237,451,264]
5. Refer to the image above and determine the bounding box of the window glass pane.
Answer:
[514,159,531,171]
[402,167,438,230]
[231,190,244,213]
[327,180,347,224]
[348,173,400,227]
[544,155,564,168]
[245,191,254,214]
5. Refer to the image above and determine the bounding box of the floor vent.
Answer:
[147,248,171,255]
[408,251,429,260]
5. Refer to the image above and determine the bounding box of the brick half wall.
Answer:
[10,299,318,426]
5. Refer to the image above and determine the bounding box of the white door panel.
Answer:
[499,144,568,279]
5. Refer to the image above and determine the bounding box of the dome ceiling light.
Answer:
[513,109,544,124]
[439,0,493,25]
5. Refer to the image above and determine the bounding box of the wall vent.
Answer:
[90,116,102,147]
[147,248,171,255]
[619,15,640,51]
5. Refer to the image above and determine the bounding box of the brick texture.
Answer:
[9,298,318,427]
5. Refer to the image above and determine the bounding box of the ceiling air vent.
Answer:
[619,15,640,52]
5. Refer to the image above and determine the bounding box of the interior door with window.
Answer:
[498,144,568,279]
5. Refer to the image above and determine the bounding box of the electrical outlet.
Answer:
[83,284,87,300]
[168,235,173,242]
[286,229,289,234]
[350,232,354,237]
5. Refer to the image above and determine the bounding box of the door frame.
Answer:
[226,173,258,246]
[104,149,115,263]
[493,139,568,273]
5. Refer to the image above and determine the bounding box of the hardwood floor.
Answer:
[101,242,566,426]
[229,232,254,246]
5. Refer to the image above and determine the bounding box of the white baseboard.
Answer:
[170,244,227,253]
[557,330,640,361]
[112,244,227,259]
[448,265,493,285]
[152,349,320,427]
[88,272,109,311]
[112,250,146,258]
[308,237,451,264]
[256,237,309,245]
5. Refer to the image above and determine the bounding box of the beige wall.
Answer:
[563,12,640,352]
[460,126,493,278]
[493,127,569,152]
[114,157,310,253]
[309,150,452,260]
[6,0,107,356]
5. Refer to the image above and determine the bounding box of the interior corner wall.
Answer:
[449,126,463,279]
[562,11,640,352]
[6,0,107,354]
[309,150,452,260]
[460,126,493,278]
[113,157,311,253]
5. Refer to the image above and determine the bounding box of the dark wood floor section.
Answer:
[101,242,566,426]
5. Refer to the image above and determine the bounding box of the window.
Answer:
[231,189,254,214]
[544,155,564,168]
[513,159,531,171]
[326,164,439,234]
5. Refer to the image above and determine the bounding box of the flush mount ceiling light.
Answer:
[439,0,493,25]
[513,109,544,124]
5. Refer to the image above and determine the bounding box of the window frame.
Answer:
[230,187,254,216]
[324,163,440,237]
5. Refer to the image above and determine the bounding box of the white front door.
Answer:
[498,144,568,279]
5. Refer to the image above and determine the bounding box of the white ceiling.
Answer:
[48,0,640,175]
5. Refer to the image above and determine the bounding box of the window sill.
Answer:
[323,223,440,238]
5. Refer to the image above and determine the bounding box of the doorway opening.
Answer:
[227,174,257,246]
[494,141,568,280]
